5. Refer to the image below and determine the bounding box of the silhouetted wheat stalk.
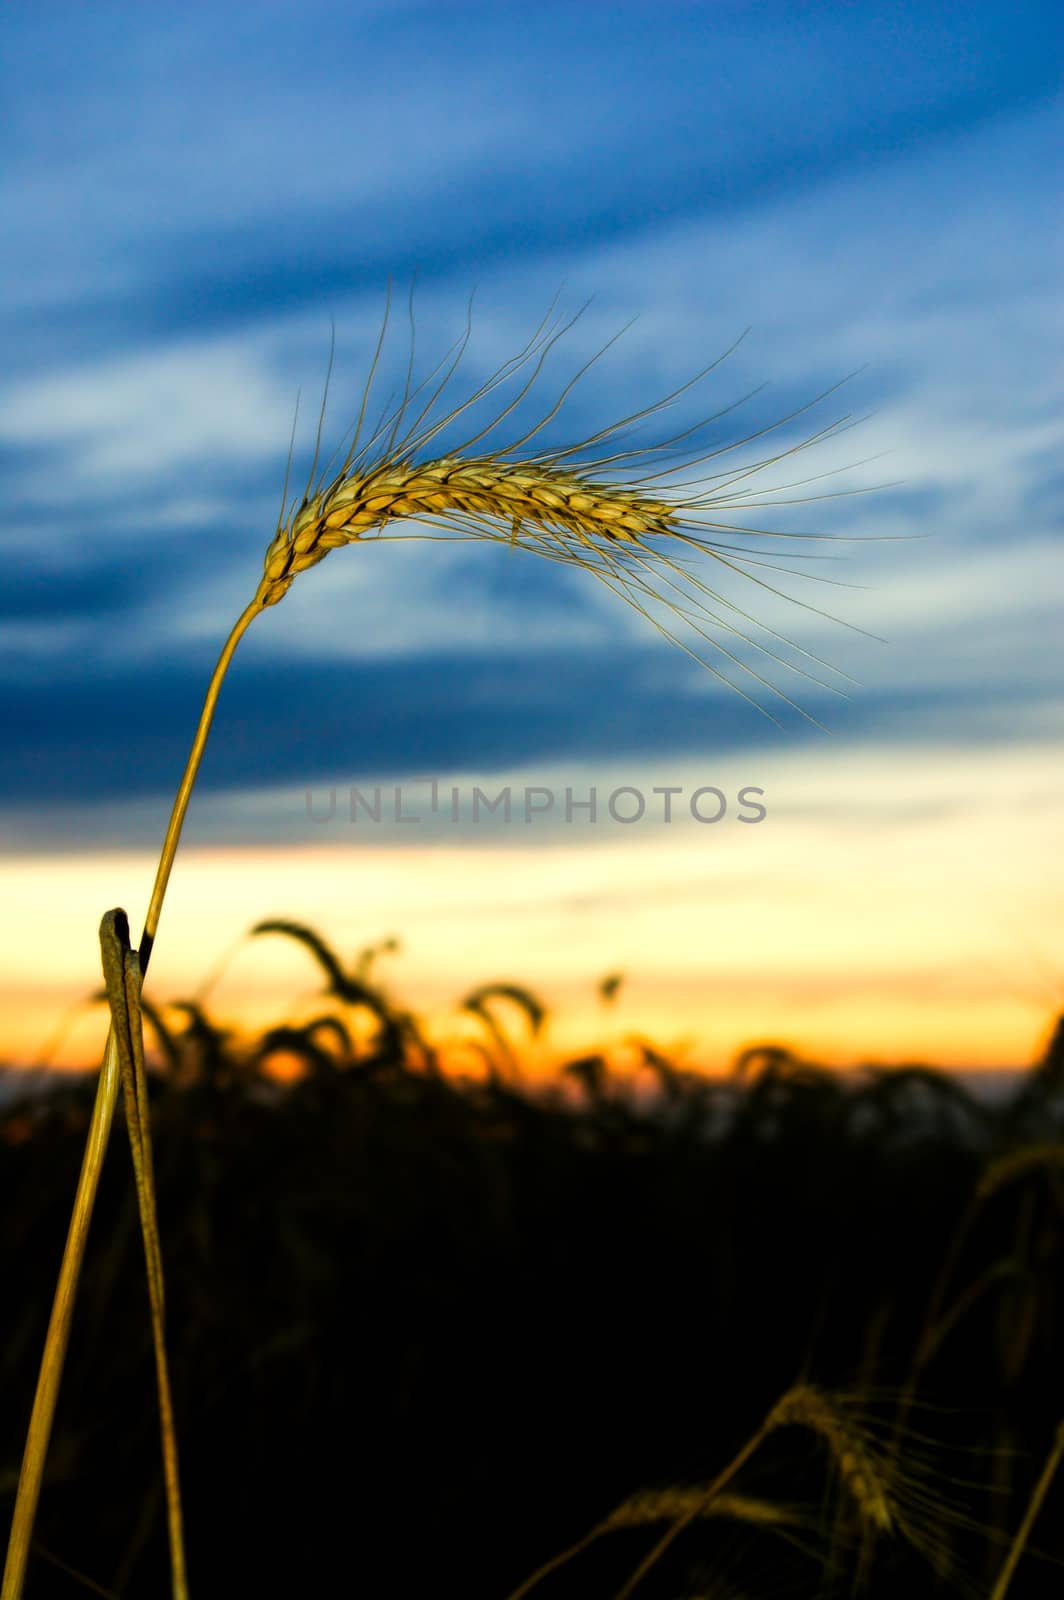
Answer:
[2,287,889,1599]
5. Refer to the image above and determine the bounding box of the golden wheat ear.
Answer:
[768,1384,894,1534]
[256,288,894,726]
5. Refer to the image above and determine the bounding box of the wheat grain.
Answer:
[256,456,679,605]
[603,1487,804,1531]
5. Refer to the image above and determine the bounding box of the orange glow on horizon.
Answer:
[1,738,1060,1082]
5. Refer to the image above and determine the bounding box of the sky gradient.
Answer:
[2,1,1062,1073]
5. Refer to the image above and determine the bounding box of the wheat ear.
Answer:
[256,457,680,605]
[502,1488,804,1600]
[602,1487,804,1532]
[506,1383,892,1600]
[769,1385,893,1534]
[608,1384,892,1600]
[4,293,881,1599]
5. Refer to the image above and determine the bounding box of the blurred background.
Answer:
[1,0,1062,1076]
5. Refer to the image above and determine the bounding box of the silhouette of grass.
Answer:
[3,925,1064,1596]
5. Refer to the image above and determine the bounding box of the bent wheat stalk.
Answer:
[4,290,887,1597]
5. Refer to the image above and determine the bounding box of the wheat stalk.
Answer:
[98,911,186,1596]
[4,290,884,1599]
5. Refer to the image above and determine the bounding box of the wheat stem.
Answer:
[100,911,187,1600]
[609,1426,768,1600]
[139,600,263,969]
[2,602,262,1600]
[503,1522,610,1600]
[1,1030,122,1600]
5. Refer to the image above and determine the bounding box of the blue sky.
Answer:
[2,2,1063,1074]
[1,0,1062,845]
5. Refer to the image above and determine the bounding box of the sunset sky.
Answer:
[1,1,1062,1075]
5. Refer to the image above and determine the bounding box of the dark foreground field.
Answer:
[3,933,1064,1598]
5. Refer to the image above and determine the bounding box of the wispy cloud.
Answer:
[0,1,1060,826]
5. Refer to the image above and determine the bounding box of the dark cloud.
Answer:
[0,638,1048,814]
[2,2,1060,367]
[1,0,1060,852]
